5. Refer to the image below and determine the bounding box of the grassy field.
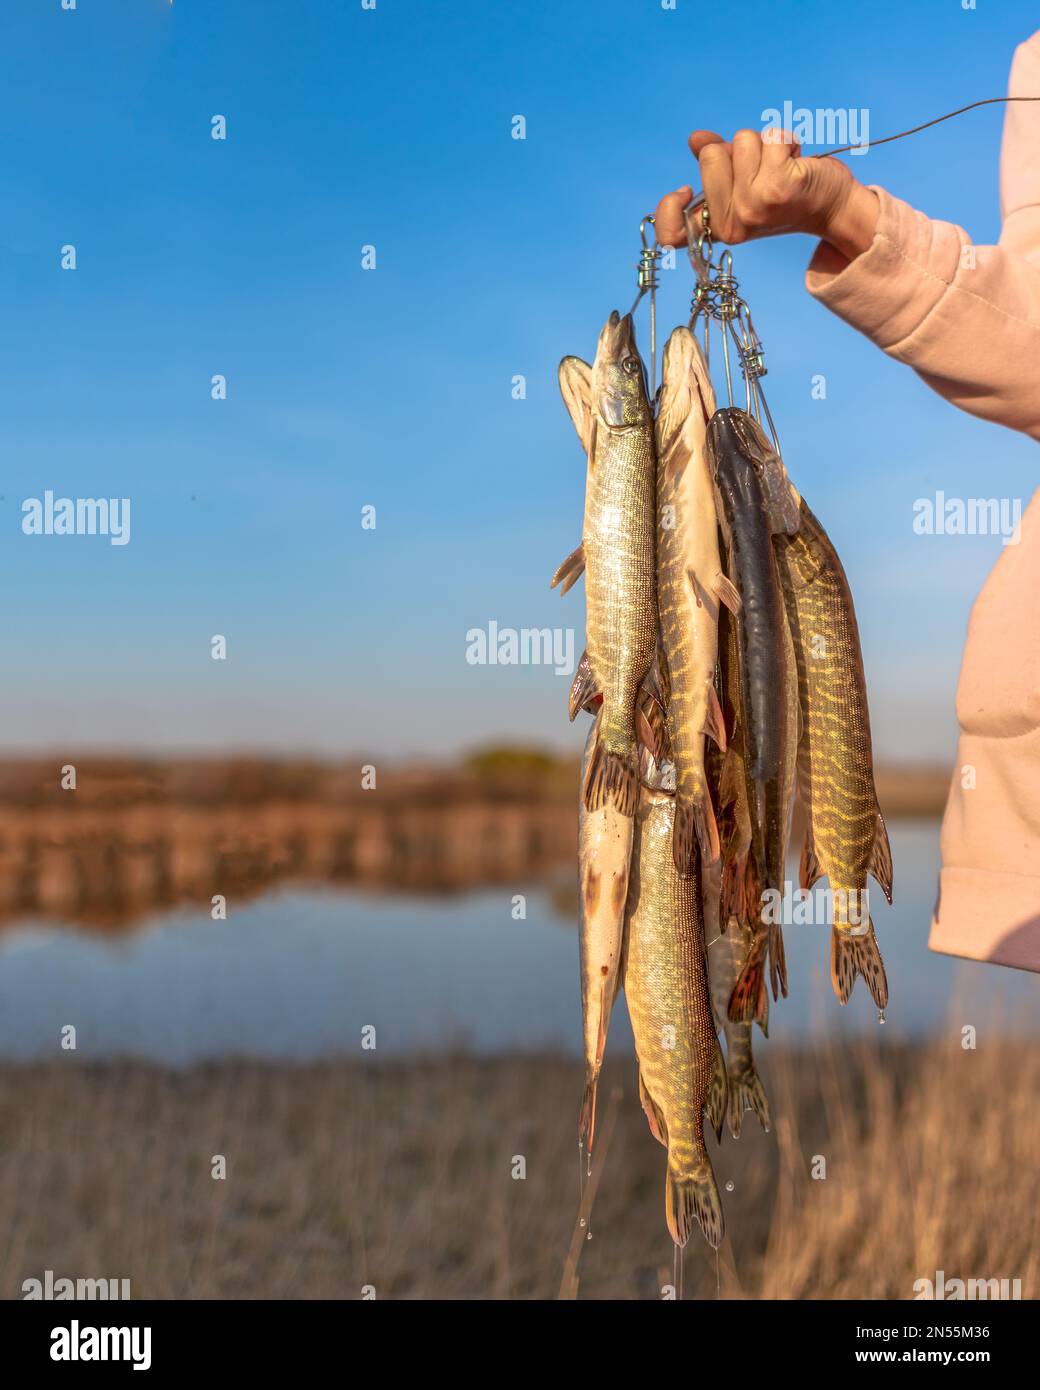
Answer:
[0,1038,1035,1300]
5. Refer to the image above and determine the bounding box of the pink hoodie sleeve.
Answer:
[805,31,1040,441]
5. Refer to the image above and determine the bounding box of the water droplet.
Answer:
[877,1010,886,1025]
[586,1231,593,1242]
[763,1125,771,1134]
[725,1180,735,1192]
[579,1217,587,1228]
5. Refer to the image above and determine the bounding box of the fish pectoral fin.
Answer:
[550,542,585,595]
[729,938,767,1025]
[568,650,598,721]
[703,685,728,752]
[661,430,690,482]
[636,690,667,761]
[638,1071,668,1147]
[768,921,788,1001]
[712,571,742,615]
[799,831,822,891]
[557,356,593,454]
[869,809,894,904]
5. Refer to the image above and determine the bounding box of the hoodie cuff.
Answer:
[805,186,967,351]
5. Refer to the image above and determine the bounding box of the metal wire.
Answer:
[630,215,662,397]
[684,203,782,454]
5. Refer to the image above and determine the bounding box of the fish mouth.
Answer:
[597,309,637,364]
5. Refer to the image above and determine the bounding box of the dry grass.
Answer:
[0,1038,1035,1300]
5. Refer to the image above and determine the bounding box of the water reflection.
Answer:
[0,761,575,930]
[0,821,1036,1063]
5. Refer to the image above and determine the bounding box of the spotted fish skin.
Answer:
[654,328,723,875]
[623,782,725,1249]
[774,500,893,1009]
[579,312,658,816]
[577,716,633,1154]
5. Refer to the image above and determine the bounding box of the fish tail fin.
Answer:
[672,793,719,875]
[666,1157,725,1250]
[728,1059,771,1139]
[831,921,889,1009]
[705,1039,728,1142]
[582,730,638,816]
[728,939,767,1024]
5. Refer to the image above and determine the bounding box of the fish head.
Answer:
[707,408,759,520]
[591,311,652,430]
[737,415,802,536]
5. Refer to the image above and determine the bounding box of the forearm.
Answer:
[807,186,1040,440]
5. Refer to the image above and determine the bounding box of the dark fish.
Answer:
[707,408,791,1013]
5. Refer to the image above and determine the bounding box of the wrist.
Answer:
[820,180,879,262]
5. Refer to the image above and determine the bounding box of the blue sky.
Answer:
[1,0,1037,761]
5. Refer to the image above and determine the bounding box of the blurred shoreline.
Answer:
[0,753,949,930]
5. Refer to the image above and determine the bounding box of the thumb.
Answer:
[654,186,693,248]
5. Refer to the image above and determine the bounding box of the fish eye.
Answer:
[622,356,641,376]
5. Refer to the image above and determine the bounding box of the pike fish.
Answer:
[707,408,791,1014]
[773,500,893,1009]
[705,887,771,1137]
[577,713,632,1156]
[654,327,738,875]
[555,312,657,816]
[623,766,726,1248]
[704,734,770,1136]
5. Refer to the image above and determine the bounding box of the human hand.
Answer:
[655,129,879,265]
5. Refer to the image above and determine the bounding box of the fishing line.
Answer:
[819,94,1040,158]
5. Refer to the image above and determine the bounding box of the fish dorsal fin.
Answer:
[557,356,593,456]
[869,810,893,903]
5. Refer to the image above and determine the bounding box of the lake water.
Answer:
[0,820,1036,1063]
